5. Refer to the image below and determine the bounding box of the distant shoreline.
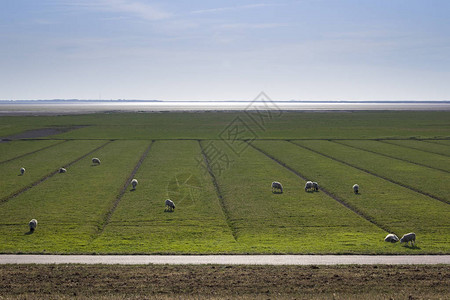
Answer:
[0,100,449,115]
[1,100,449,103]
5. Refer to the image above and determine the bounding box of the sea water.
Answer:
[0,101,449,115]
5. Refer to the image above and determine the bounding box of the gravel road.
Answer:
[1,255,449,265]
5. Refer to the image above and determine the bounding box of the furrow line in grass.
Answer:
[94,140,155,236]
[248,142,393,234]
[331,140,450,174]
[0,140,113,206]
[288,141,450,206]
[379,140,450,158]
[198,140,238,241]
[420,140,450,147]
[0,140,69,165]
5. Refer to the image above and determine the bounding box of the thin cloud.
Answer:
[59,0,171,21]
[191,3,279,14]
[219,23,290,30]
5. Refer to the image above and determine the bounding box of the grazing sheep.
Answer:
[400,232,416,246]
[29,219,37,232]
[165,199,175,211]
[92,158,101,165]
[305,181,314,192]
[353,184,359,194]
[271,181,283,193]
[384,233,399,243]
[312,182,319,191]
[131,179,138,190]
[20,167,25,175]
[59,168,67,173]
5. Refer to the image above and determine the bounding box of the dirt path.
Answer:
[1,255,449,265]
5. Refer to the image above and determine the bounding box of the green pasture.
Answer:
[201,140,388,253]
[0,140,62,163]
[0,140,149,253]
[91,140,237,253]
[334,140,450,172]
[383,140,450,156]
[0,111,449,254]
[429,139,450,146]
[0,140,106,200]
[1,111,449,140]
[292,140,450,202]
[253,140,450,253]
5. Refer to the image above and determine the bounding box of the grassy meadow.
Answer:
[0,111,449,254]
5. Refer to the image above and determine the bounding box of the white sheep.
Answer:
[353,184,359,194]
[400,232,416,246]
[165,199,175,211]
[92,158,101,165]
[305,181,318,192]
[312,182,319,191]
[384,233,399,243]
[131,179,138,190]
[29,219,37,232]
[59,168,67,173]
[271,181,283,193]
[304,181,313,191]
[20,167,25,175]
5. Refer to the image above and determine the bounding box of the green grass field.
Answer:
[0,111,449,254]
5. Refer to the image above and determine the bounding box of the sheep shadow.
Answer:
[18,174,24,176]
[24,230,34,235]
[91,164,100,167]
[272,191,283,194]
[129,188,136,192]
[164,209,175,213]
[402,244,421,250]
[305,190,319,193]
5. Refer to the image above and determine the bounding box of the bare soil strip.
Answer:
[0,140,68,165]
[198,140,238,241]
[380,140,450,158]
[0,141,113,205]
[94,140,155,236]
[248,142,393,234]
[290,141,450,206]
[331,140,450,174]
[0,264,448,299]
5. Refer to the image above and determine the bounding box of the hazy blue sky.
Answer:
[1,0,449,101]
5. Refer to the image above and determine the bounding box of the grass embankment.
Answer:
[0,141,149,253]
[334,140,450,172]
[292,140,450,202]
[0,264,448,299]
[253,140,450,253]
[91,140,237,253]
[201,140,386,254]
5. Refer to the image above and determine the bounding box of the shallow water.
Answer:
[0,101,449,115]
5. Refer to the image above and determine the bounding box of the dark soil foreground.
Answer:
[0,265,448,299]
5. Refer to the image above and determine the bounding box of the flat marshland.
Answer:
[0,111,449,254]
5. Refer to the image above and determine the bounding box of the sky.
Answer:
[1,0,449,101]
